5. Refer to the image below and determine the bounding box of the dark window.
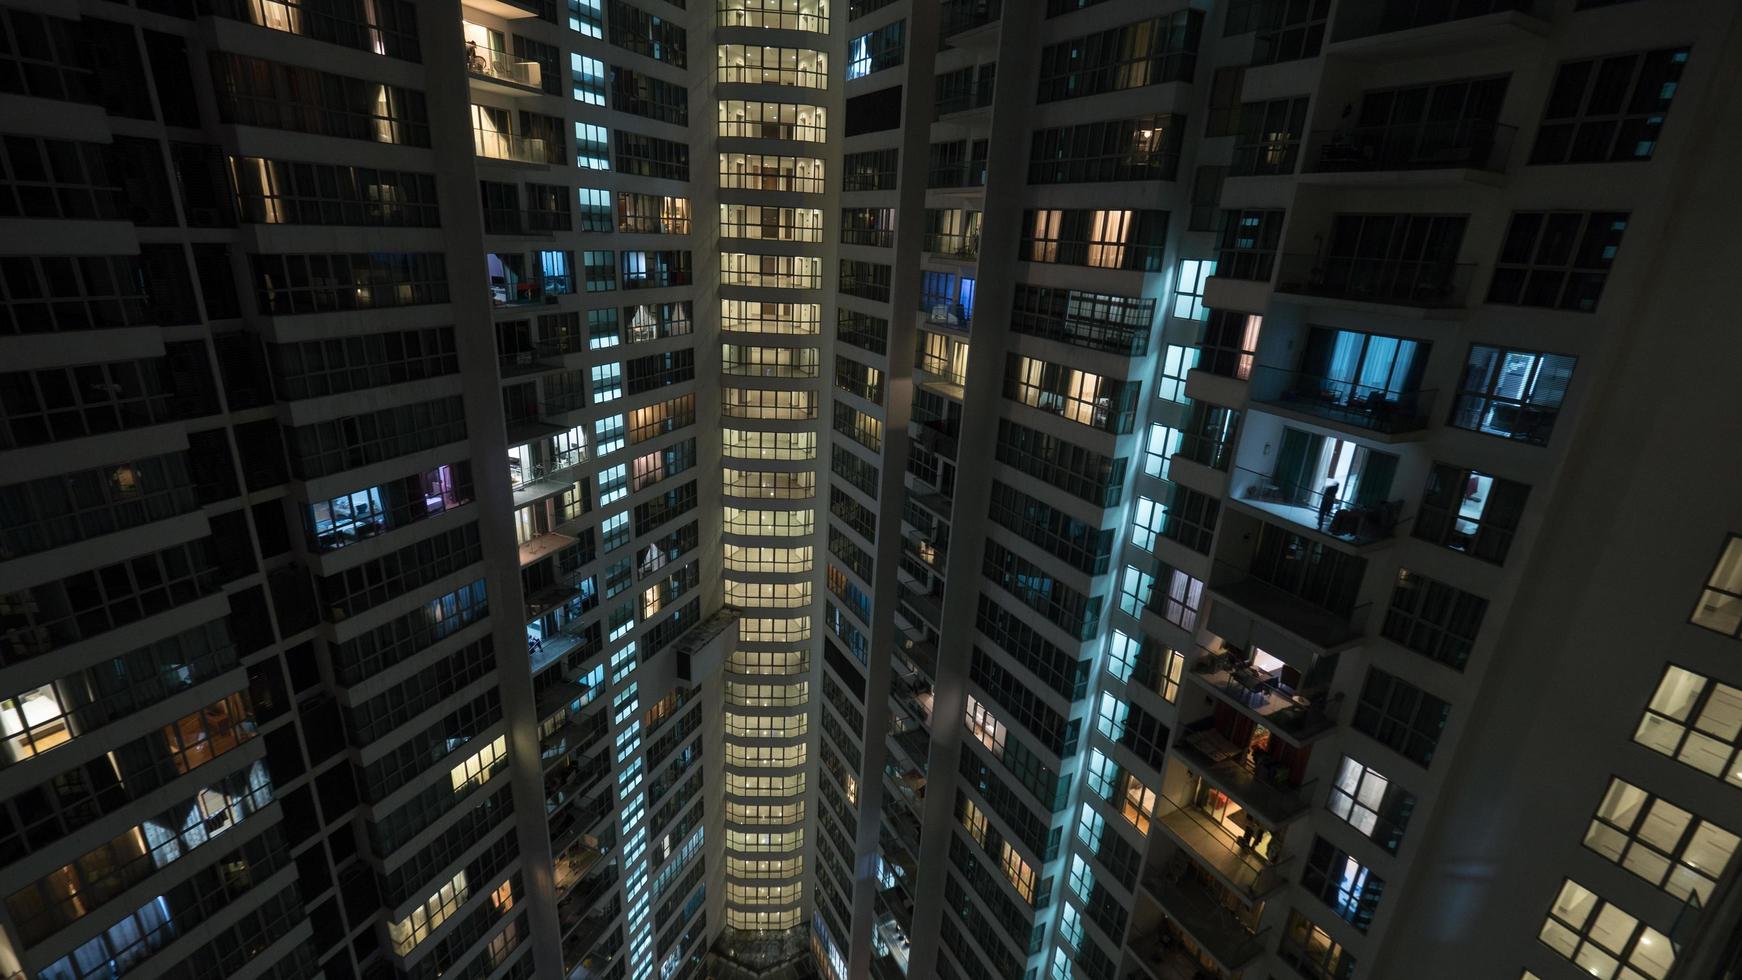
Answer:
[1488,208,1630,312]
[1351,668,1449,767]
[1531,48,1688,165]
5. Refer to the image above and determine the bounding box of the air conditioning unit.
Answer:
[188,207,222,227]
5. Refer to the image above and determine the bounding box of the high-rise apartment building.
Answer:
[3,3,1742,980]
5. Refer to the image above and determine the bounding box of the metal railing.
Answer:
[1188,647,1342,741]
[1248,364,1434,434]
[940,0,1001,35]
[922,232,980,259]
[484,207,573,235]
[466,47,543,89]
[1154,789,1292,899]
[1307,120,1516,174]
[1274,251,1474,308]
[1230,464,1404,544]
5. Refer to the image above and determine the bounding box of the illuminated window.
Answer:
[1691,535,1742,639]
[1585,777,1740,903]
[389,870,468,955]
[1173,259,1215,320]
[1538,879,1674,979]
[1117,771,1157,834]
[964,695,1007,757]
[959,797,988,845]
[449,734,507,792]
[999,841,1037,903]
[1634,665,1742,788]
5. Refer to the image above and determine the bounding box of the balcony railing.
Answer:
[466,47,543,90]
[1307,120,1516,174]
[1175,431,1235,472]
[922,232,980,259]
[940,0,1001,35]
[484,207,573,235]
[1188,648,1341,742]
[1173,717,1315,825]
[926,162,988,189]
[1154,791,1292,899]
[474,130,549,163]
[1274,252,1473,308]
[1208,561,1372,651]
[1335,0,1543,42]
[1143,857,1271,969]
[1248,364,1433,435]
[1230,465,1403,544]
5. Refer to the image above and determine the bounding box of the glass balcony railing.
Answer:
[1307,120,1516,174]
[1248,364,1434,435]
[1335,0,1542,42]
[473,129,549,163]
[1274,252,1473,308]
[1230,465,1403,544]
[1153,790,1291,900]
[940,0,1001,35]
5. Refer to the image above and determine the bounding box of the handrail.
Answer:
[1273,251,1473,309]
[1334,0,1543,42]
[1306,120,1516,174]
[466,46,543,89]
[1247,363,1435,434]
[1154,790,1291,899]
[1229,464,1404,544]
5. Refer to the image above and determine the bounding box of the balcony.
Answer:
[466,46,544,95]
[1248,365,1433,437]
[484,207,572,236]
[519,530,577,568]
[553,838,605,895]
[908,417,959,459]
[1305,120,1516,178]
[1209,567,1369,654]
[474,129,549,164]
[1186,649,1339,745]
[1333,0,1547,50]
[1142,859,1270,971]
[895,627,939,682]
[1274,253,1473,311]
[898,583,944,630]
[940,0,1000,38]
[922,232,980,261]
[1154,792,1290,901]
[1172,718,1313,826]
[1229,466,1402,546]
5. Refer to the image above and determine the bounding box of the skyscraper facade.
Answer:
[2,3,1742,980]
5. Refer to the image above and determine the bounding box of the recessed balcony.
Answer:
[1229,465,1403,546]
[474,128,549,164]
[1331,0,1549,56]
[1273,253,1473,312]
[1248,365,1433,439]
[466,46,544,95]
[1303,120,1516,182]
[1186,650,1340,745]
[1172,717,1314,827]
[1153,789,1291,901]
[1140,857,1271,972]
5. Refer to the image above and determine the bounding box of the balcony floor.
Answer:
[1156,801,1278,899]
[1173,737,1311,827]
[520,531,577,567]
[1143,869,1268,970]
